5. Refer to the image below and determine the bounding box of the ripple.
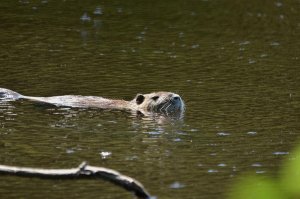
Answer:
[125,155,138,161]
[146,131,161,135]
[176,131,188,135]
[19,0,29,4]
[273,151,289,155]
[93,19,102,29]
[173,138,182,142]
[153,50,164,54]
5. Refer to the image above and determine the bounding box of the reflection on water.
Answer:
[0,0,299,198]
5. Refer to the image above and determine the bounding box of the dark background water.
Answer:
[0,0,299,198]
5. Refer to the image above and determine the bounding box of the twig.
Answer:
[0,162,151,199]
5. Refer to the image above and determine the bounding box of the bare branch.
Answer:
[0,162,151,199]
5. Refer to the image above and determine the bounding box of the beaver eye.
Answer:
[151,96,159,101]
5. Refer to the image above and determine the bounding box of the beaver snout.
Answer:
[173,96,180,101]
[170,94,181,102]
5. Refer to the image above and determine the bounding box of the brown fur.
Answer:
[0,88,185,115]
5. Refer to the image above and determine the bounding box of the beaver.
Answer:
[0,88,185,115]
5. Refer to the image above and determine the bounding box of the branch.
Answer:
[0,162,151,199]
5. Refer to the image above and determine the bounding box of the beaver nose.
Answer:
[173,96,180,101]
[172,94,181,101]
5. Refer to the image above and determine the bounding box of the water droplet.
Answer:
[248,59,256,64]
[252,163,262,167]
[232,166,237,172]
[170,182,185,189]
[217,132,230,136]
[94,7,102,15]
[260,54,268,58]
[100,151,112,159]
[178,32,184,38]
[275,2,283,7]
[247,131,257,135]
[80,12,91,22]
[270,42,280,46]
[208,169,218,173]
[117,8,123,13]
[191,44,199,49]
[66,149,75,154]
[239,41,250,45]
[279,14,284,20]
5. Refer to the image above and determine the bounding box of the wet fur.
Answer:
[0,88,184,115]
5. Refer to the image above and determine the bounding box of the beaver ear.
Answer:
[135,94,145,105]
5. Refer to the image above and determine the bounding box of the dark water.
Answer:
[0,0,299,198]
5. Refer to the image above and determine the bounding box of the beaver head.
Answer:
[131,92,185,114]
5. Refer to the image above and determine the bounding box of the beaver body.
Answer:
[0,88,184,114]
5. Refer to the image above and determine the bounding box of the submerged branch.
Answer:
[0,162,151,199]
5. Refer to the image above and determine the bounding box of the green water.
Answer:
[0,0,299,198]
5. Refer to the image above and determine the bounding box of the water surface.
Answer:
[0,0,299,198]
